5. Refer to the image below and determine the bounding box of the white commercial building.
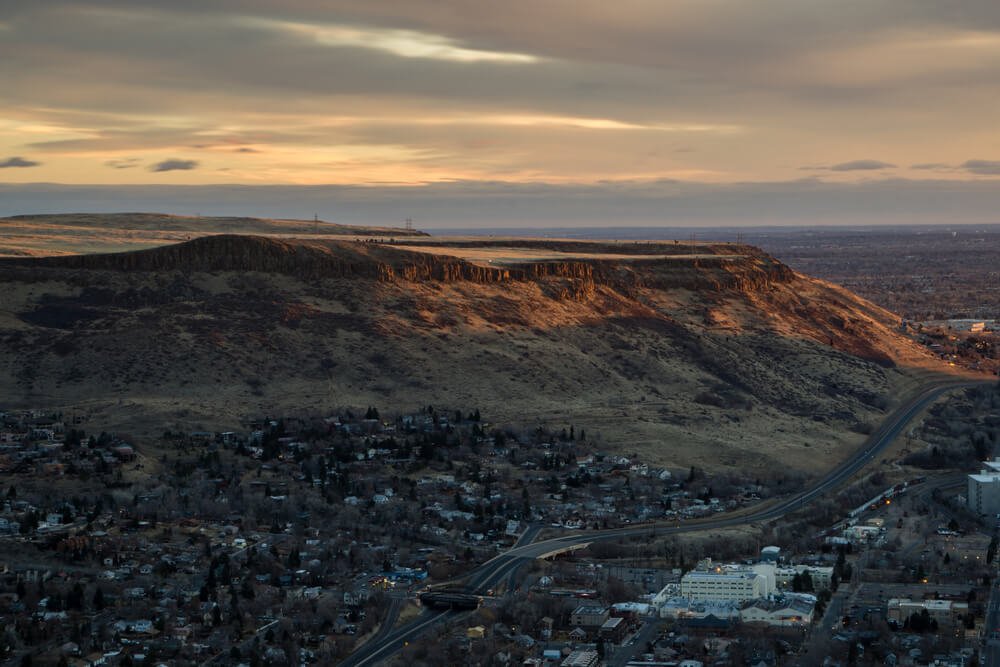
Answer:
[750,563,776,594]
[967,460,1000,516]
[680,569,769,602]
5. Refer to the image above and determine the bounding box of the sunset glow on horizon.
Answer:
[3,1,1000,224]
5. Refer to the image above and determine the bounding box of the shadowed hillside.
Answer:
[0,235,966,475]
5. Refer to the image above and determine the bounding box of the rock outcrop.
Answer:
[1,234,796,298]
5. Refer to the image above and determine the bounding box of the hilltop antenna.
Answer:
[405,217,414,232]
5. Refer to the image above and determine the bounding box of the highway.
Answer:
[985,528,1000,666]
[342,379,985,666]
[986,583,1000,667]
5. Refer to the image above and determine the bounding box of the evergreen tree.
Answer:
[67,583,85,611]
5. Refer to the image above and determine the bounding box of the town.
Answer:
[0,383,997,666]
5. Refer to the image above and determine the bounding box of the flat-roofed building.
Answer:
[599,616,628,643]
[569,605,609,629]
[887,599,968,628]
[680,570,768,602]
[773,565,834,591]
[968,462,1000,516]
[561,649,600,667]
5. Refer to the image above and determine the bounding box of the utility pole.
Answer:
[405,217,413,232]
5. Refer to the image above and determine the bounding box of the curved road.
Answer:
[342,379,987,667]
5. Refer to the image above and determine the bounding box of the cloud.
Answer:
[0,156,40,168]
[105,157,141,169]
[829,159,896,171]
[911,162,951,170]
[150,159,199,172]
[234,147,259,153]
[4,3,1000,188]
[961,159,1000,175]
[243,18,539,64]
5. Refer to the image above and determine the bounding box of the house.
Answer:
[113,445,136,461]
[537,616,553,640]
[113,619,154,634]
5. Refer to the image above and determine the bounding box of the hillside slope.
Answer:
[0,235,963,476]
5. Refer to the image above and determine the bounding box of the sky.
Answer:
[3,1,1000,226]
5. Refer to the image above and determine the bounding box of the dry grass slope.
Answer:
[0,234,972,477]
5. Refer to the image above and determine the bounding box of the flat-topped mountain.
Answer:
[0,234,965,476]
[0,212,426,257]
[13,234,791,291]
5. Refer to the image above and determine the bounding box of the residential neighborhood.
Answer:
[0,389,997,666]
